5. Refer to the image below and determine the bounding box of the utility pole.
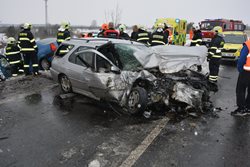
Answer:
[44,0,48,27]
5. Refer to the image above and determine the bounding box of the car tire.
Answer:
[40,58,51,70]
[127,87,148,115]
[59,75,72,93]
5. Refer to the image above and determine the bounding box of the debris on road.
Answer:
[88,159,101,167]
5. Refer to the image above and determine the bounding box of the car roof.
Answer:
[62,38,145,48]
[222,31,246,35]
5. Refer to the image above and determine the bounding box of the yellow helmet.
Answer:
[119,24,126,32]
[156,23,164,29]
[61,21,70,30]
[7,37,16,44]
[23,23,32,29]
[213,26,223,34]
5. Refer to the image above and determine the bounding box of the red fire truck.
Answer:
[199,19,246,43]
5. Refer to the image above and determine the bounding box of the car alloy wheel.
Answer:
[60,75,72,93]
[127,87,148,115]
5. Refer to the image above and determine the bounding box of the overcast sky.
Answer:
[1,0,249,27]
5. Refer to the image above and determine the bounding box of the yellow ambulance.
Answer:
[154,18,187,45]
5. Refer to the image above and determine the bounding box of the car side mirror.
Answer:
[111,66,120,74]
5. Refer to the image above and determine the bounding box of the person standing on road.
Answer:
[118,24,130,40]
[56,22,71,45]
[135,25,150,45]
[5,37,23,77]
[207,26,225,83]
[190,25,202,46]
[231,40,250,116]
[18,23,39,76]
[190,24,203,72]
[150,23,168,46]
[163,23,170,44]
[97,23,108,38]
[103,22,119,38]
[131,25,138,40]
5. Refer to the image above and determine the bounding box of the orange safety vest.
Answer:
[189,29,193,40]
[244,40,250,71]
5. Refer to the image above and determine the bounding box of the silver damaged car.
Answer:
[50,38,211,115]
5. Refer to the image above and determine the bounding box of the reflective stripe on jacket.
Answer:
[57,30,71,45]
[18,29,37,53]
[5,44,22,63]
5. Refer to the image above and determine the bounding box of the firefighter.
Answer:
[207,26,225,83]
[5,37,23,77]
[103,22,119,38]
[150,23,168,46]
[118,24,130,40]
[18,23,39,76]
[231,40,250,116]
[135,25,150,45]
[97,23,108,37]
[190,25,203,72]
[190,25,202,46]
[131,25,138,40]
[56,21,71,45]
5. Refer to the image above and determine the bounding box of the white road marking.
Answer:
[119,117,169,167]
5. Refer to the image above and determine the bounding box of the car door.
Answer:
[76,49,121,100]
[67,48,94,93]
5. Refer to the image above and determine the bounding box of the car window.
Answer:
[76,52,94,68]
[96,54,112,73]
[224,34,246,44]
[68,46,92,64]
[55,44,74,57]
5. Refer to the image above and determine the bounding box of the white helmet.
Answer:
[138,25,147,31]
[7,37,16,44]
[192,24,200,31]
[156,23,164,32]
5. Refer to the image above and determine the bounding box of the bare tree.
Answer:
[104,3,122,27]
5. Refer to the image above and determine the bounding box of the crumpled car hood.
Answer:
[133,45,208,73]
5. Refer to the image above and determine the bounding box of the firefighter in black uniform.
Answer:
[150,23,168,46]
[135,25,150,45]
[18,23,39,76]
[190,25,203,72]
[57,22,71,45]
[190,25,203,46]
[5,37,23,77]
[207,26,225,83]
[119,24,130,40]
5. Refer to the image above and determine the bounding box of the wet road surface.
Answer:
[0,64,250,167]
[134,62,250,167]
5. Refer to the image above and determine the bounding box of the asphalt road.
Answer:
[0,63,249,167]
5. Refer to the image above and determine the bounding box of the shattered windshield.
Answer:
[115,43,150,71]
[223,34,246,44]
